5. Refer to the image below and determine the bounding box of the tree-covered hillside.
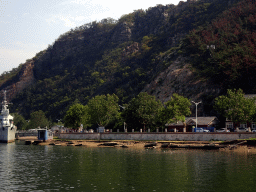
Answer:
[182,0,256,92]
[0,0,253,123]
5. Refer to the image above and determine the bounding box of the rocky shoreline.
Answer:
[17,136,256,153]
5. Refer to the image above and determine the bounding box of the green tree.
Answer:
[28,110,49,129]
[86,94,120,127]
[214,89,256,124]
[13,113,28,130]
[64,103,89,129]
[155,94,191,130]
[122,92,163,132]
[164,93,192,125]
[153,107,167,132]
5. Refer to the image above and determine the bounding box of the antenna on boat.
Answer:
[1,90,12,114]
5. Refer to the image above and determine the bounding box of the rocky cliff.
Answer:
[142,56,221,115]
[0,60,35,102]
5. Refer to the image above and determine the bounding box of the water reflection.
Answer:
[0,143,255,191]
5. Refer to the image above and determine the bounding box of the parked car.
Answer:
[216,128,230,132]
[235,128,249,132]
[203,129,210,132]
[251,129,256,133]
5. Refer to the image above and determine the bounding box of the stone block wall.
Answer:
[59,132,256,141]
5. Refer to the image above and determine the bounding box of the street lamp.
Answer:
[119,105,125,110]
[56,119,62,124]
[192,101,202,128]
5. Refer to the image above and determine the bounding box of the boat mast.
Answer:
[1,90,9,116]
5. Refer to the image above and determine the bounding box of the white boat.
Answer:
[0,90,17,143]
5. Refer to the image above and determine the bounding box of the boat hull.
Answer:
[0,126,16,143]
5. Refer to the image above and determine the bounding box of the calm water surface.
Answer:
[0,142,255,192]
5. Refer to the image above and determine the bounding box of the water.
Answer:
[0,142,256,192]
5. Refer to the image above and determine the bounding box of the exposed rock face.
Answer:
[111,22,132,43]
[143,5,172,35]
[1,61,35,101]
[122,42,140,59]
[168,33,187,47]
[142,56,221,115]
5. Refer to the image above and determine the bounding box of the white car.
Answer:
[235,128,249,132]
[252,129,256,133]
[216,128,230,132]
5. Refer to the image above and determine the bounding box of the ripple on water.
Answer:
[1,144,256,191]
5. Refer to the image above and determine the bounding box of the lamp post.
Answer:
[56,119,62,126]
[56,119,61,123]
[192,101,202,128]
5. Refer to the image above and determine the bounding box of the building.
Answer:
[38,128,53,141]
[225,120,256,131]
[167,116,219,132]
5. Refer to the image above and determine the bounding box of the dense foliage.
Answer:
[183,0,256,92]
[27,110,49,129]
[86,94,120,127]
[163,93,192,125]
[0,64,23,89]
[13,113,28,130]
[214,89,256,123]
[122,92,163,131]
[64,104,89,129]
[61,92,191,132]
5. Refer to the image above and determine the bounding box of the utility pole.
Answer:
[192,101,202,128]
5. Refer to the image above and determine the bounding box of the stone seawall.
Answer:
[59,132,256,141]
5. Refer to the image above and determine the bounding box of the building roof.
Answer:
[167,116,218,126]
[244,94,256,99]
[187,117,218,125]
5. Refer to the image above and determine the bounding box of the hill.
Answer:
[0,0,254,122]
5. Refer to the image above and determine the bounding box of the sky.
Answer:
[0,0,181,75]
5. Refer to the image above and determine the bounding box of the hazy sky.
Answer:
[0,0,181,75]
